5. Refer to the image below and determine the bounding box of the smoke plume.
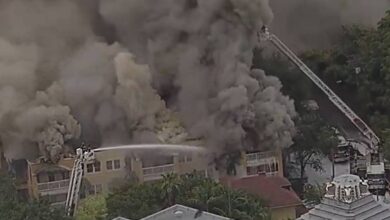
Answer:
[99,0,296,153]
[269,0,390,51]
[0,0,297,162]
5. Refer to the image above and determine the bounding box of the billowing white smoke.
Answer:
[0,0,296,162]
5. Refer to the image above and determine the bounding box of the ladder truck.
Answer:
[257,27,387,194]
[65,146,95,216]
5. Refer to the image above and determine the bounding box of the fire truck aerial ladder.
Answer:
[257,27,386,193]
[65,146,95,216]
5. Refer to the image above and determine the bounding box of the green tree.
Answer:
[161,173,181,206]
[289,109,338,182]
[299,11,390,136]
[106,173,270,220]
[303,183,325,207]
[106,181,163,220]
[22,200,71,220]
[76,195,107,220]
[0,174,70,220]
[0,174,25,220]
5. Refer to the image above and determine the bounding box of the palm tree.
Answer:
[207,186,269,220]
[185,178,219,212]
[160,173,181,206]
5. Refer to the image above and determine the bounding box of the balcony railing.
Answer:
[37,179,70,192]
[246,151,277,166]
[247,171,279,177]
[142,164,174,181]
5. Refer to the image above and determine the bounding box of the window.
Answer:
[106,161,113,170]
[63,171,70,180]
[107,160,121,170]
[88,185,95,195]
[48,172,55,182]
[94,161,101,172]
[54,172,63,181]
[247,166,257,176]
[86,162,101,173]
[114,160,120,169]
[246,162,279,176]
[88,184,103,195]
[37,173,49,183]
[87,164,94,173]
[178,154,192,163]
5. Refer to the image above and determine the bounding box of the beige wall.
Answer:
[25,145,283,199]
[24,146,212,199]
[84,149,132,193]
[271,206,296,220]
[84,148,212,194]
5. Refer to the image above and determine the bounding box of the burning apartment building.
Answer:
[0,0,296,206]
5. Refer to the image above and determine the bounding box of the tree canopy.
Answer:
[289,109,338,184]
[254,11,390,162]
[300,11,390,134]
[106,173,270,220]
[0,174,70,220]
[76,195,107,220]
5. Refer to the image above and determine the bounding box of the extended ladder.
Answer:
[259,30,380,150]
[65,148,95,216]
[65,148,84,216]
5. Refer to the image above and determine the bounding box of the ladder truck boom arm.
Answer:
[258,29,380,150]
[65,147,95,216]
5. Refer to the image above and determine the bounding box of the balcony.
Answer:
[247,171,279,177]
[142,164,175,181]
[246,151,277,167]
[37,179,69,192]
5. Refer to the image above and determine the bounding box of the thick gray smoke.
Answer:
[0,0,296,162]
[99,0,296,153]
[0,0,164,161]
[270,0,390,51]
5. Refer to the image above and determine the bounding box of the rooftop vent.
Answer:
[174,210,184,218]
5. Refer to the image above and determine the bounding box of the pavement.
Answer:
[306,156,350,185]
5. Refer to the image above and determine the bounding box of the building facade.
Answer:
[83,143,214,196]
[23,146,284,205]
[17,109,287,205]
[237,148,284,178]
[26,157,74,206]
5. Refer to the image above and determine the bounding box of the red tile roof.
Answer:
[221,175,302,209]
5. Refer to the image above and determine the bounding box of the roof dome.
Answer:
[324,174,370,203]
